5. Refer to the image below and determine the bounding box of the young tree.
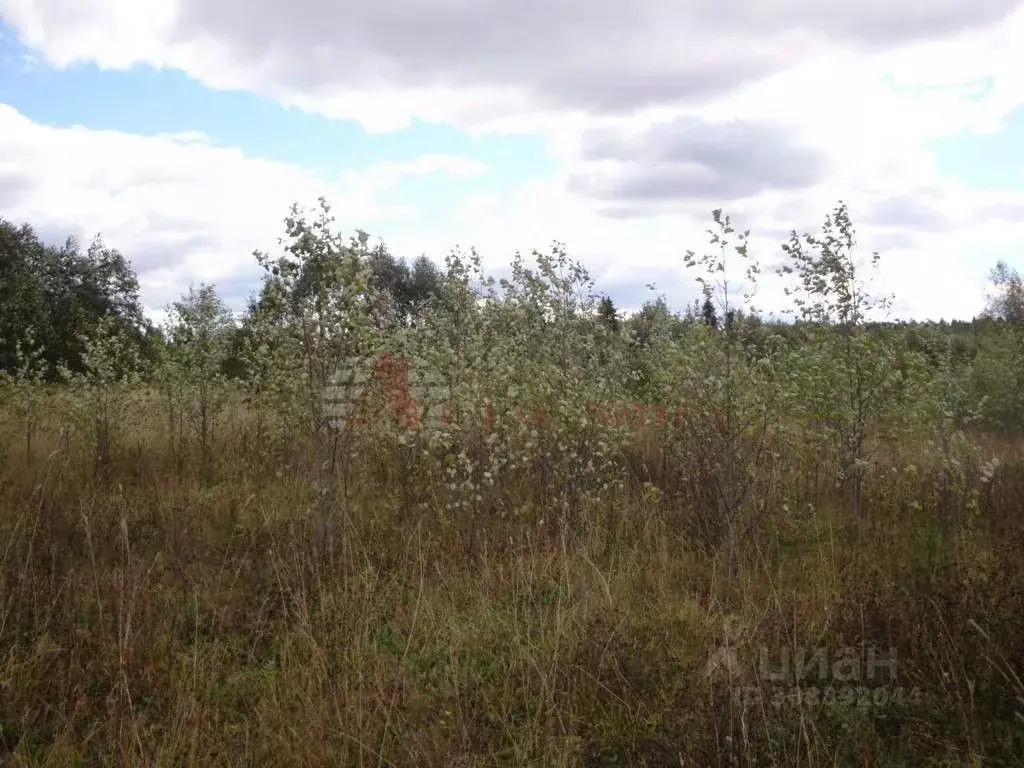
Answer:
[163,284,236,477]
[701,296,719,329]
[0,327,49,465]
[60,315,144,472]
[409,255,443,319]
[777,201,896,522]
[982,261,1024,325]
[597,295,621,333]
[251,198,377,561]
[684,209,774,587]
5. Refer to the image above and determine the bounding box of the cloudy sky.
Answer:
[2,0,1024,321]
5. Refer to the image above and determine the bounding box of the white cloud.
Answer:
[0,104,487,314]
[2,1,1024,321]
[2,88,1022,321]
[3,0,1021,132]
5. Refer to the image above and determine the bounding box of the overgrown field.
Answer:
[2,201,1024,765]
[2,393,1023,767]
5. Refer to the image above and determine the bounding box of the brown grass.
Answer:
[1,393,1023,766]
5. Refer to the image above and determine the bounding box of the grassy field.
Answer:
[1,391,1023,768]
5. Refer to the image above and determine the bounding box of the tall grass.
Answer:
[1,389,1022,767]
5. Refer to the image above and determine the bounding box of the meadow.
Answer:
[1,202,1023,766]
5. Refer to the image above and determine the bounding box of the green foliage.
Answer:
[623,296,680,400]
[0,328,50,465]
[778,201,890,327]
[596,295,621,334]
[683,209,777,584]
[983,261,1024,325]
[244,197,379,443]
[59,315,144,470]
[0,219,150,380]
[365,246,442,327]
[161,284,237,475]
[777,201,899,519]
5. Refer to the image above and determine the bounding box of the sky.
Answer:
[2,1,1024,323]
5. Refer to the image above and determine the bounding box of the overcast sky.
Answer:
[2,0,1024,321]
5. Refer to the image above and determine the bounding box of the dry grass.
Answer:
[1,393,1023,767]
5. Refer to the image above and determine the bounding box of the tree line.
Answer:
[2,202,1024,437]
